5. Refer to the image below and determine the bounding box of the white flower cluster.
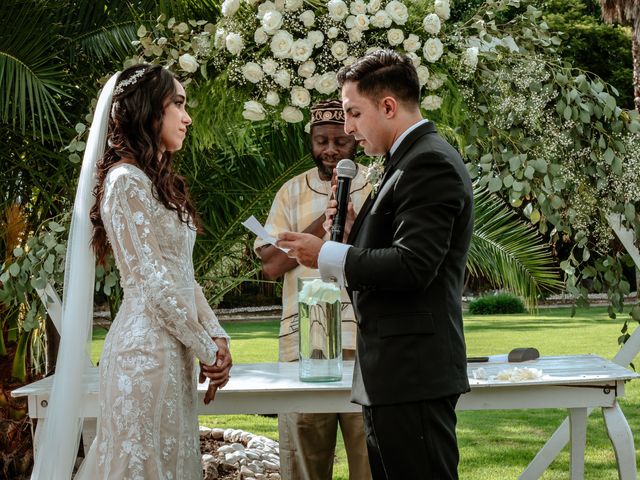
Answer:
[212,0,454,122]
[298,278,341,305]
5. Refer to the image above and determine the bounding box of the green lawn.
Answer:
[91,306,640,479]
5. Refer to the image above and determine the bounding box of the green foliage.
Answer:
[468,292,526,314]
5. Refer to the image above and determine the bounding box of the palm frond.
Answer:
[468,186,563,309]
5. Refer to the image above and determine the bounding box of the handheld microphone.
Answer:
[330,159,357,242]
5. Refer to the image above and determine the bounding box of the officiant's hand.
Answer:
[323,183,357,239]
[277,232,323,269]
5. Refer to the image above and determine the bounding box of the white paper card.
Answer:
[242,215,289,253]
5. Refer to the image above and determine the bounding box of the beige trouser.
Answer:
[278,351,371,480]
[279,411,371,480]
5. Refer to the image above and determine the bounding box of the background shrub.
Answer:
[468,293,527,315]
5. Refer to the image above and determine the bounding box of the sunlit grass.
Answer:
[92,307,640,479]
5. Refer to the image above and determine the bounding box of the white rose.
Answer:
[275,0,285,10]
[246,0,260,4]
[307,30,324,47]
[225,32,244,55]
[241,62,264,83]
[423,37,443,63]
[262,58,278,75]
[416,65,430,86]
[262,10,283,34]
[315,72,338,94]
[285,0,303,11]
[178,53,198,73]
[304,75,318,90]
[274,69,291,88]
[351,0,367,14]
[434,0,451,20]
[385,0,408,25]
[403,34,421,53]
[387,28,404,46]
[343,55,357,66]
[327,27,339,39]
[298,278,341,304]
[426,74,444,90]
[298,60,316,78]
[242,101,266,121]
[463,46,479,70]
[345,15,356,29]
[221,0,240,17]
[270,30,294,58]
[266,91,280,106]
[354,13,370,30]
[304,121,311,133]
[421,94,442,111]
[422,13,441,35]
[348,28,363,43]
[331,41,349,60]
[257,1,277,19]
[291,86,311,107]
[291,39,313,62]
[254,27,268,44]
[299,10,315,27]
[214,28,226,48]
[281,106,304,123]
[367,0,382,13]
[328,0,349,21]
[406,52,421,68]
[371,10,392,28]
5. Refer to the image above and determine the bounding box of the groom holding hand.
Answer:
[278,50,473,479]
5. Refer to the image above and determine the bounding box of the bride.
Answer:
[31,64,232,479]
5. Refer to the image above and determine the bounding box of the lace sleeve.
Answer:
[194,283,229,342]
[105,174,218,365]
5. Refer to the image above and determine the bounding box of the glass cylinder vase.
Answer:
[298,277,342,382]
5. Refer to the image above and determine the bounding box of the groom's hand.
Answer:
[277,232,324,269]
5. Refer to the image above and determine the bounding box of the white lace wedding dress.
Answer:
[90,163,228,479]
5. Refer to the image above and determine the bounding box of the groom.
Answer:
[277,50,473,479]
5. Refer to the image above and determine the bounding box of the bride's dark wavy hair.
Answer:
[90,64,198,265]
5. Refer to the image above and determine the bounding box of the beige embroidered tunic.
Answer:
[96,164,228,479]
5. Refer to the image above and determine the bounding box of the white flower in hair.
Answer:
[423,37,443,62]
[281,105,304,123]
[422,13,441,35]
[385,1,408,25]
[243,100,266,121]
[178,53,199,73]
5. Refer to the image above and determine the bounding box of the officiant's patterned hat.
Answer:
[310,100,345,126]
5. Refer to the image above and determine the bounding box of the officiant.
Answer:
[254,100,372,480]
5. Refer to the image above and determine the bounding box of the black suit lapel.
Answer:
[348,122,437,244]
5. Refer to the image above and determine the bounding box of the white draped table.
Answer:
[12,354,639,479]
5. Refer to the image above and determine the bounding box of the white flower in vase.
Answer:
[299,279,341,305]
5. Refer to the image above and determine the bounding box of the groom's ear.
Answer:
[380,96,398,118]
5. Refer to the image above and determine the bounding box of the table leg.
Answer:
[602,403,637,480]
[519,417,570,480]
[569,408,587,480]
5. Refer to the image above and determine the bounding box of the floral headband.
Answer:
[111,67,148,119]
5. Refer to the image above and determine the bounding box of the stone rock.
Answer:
[230,442,245,451]
[263,460,279,471]
[211,428,225,440]
[268,473,281,480]
[199,426,212,438]
[218,445,236,455]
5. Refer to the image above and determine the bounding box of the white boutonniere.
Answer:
[365,156,385,197]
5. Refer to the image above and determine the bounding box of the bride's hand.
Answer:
[199,338,233,404]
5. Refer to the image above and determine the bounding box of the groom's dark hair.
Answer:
[337,49,420,106]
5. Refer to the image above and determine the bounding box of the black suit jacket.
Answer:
[346,121,473,406]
